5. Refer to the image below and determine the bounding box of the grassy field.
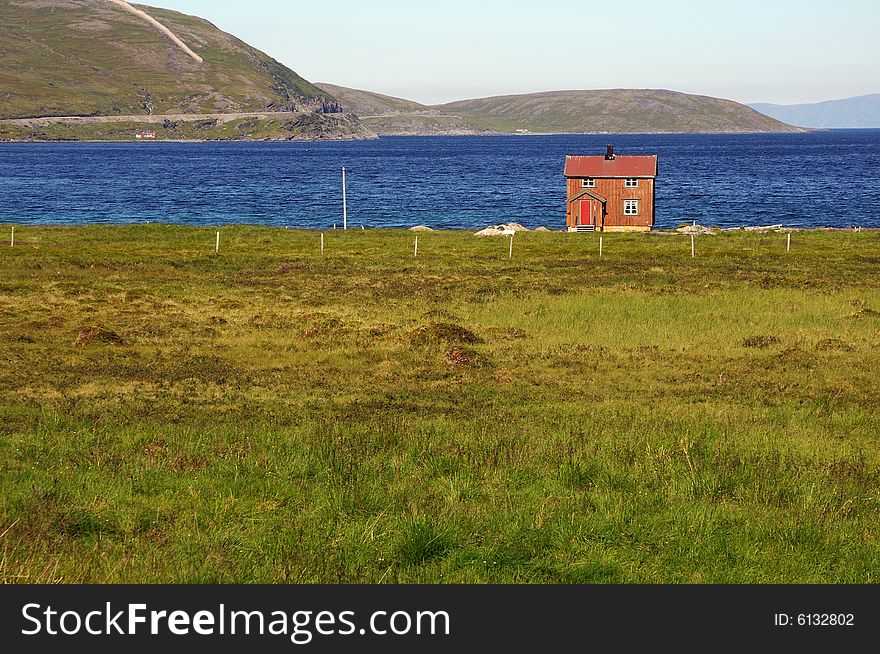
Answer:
[1,225,879,583]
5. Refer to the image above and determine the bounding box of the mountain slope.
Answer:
[315,83,433,116]
[315,83,493,135]
[0,0,372,140]
[750,94,880,128]
[436,89,803,134]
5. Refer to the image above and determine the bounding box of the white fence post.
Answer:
[342,166,347,231]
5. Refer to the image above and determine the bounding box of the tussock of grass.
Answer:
[1,225,879,583]
[409,322,483,347]
[740,335,779,349]
[74,326,124,347]
[394,519,451,566]
[815,338,855,352]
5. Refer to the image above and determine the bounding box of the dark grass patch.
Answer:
[555,561,622,584]
[160,354,239,384]
[815,338,855,352]
[278,260,316,272]
[138,440,210,473]
[393,518,451,566]
[20,316,65,331]
[298,316,348,339]
[56,508,121,538]
[409,322,483,346]
[558,462,599,490]
[740,335,780,349]
[444,346,489,367]
[74,326,123,347]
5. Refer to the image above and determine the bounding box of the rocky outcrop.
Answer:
[474,223,531,237]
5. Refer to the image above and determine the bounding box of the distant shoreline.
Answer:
[0,112,829,143]
[0,128,829,144]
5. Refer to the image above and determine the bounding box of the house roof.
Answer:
[564,155,658,178]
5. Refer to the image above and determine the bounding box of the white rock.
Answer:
[474,227,505,237]
[676,224,716,235]
[474,223,531,237]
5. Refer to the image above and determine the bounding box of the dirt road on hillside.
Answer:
[0,112,299,127]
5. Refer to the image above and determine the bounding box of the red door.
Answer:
[579,200,592,226]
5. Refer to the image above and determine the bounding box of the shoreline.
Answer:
[0,223,874,233]
[0,113,841,143]
[0,128,822,143]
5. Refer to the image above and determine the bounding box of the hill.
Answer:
[315,83,493,135]
[750,94,880,129]
[436,89,803,134]
[315,85,802,135]
[0,0,372,141]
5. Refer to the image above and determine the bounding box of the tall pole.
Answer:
[342,166,347,231]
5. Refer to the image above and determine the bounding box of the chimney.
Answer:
[605,144,615,160]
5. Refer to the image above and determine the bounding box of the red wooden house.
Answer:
[564,146,658,232]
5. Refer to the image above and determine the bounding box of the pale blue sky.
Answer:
[145,0,878,105]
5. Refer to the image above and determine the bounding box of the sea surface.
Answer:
[1,130,878,230]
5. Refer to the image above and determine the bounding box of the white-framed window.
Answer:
[624,178,639,188]
[623,199,640,216]
[581,178,596,188]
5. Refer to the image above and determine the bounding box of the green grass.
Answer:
[1,225,879,583]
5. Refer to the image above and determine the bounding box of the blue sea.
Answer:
[1,130,878,230]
